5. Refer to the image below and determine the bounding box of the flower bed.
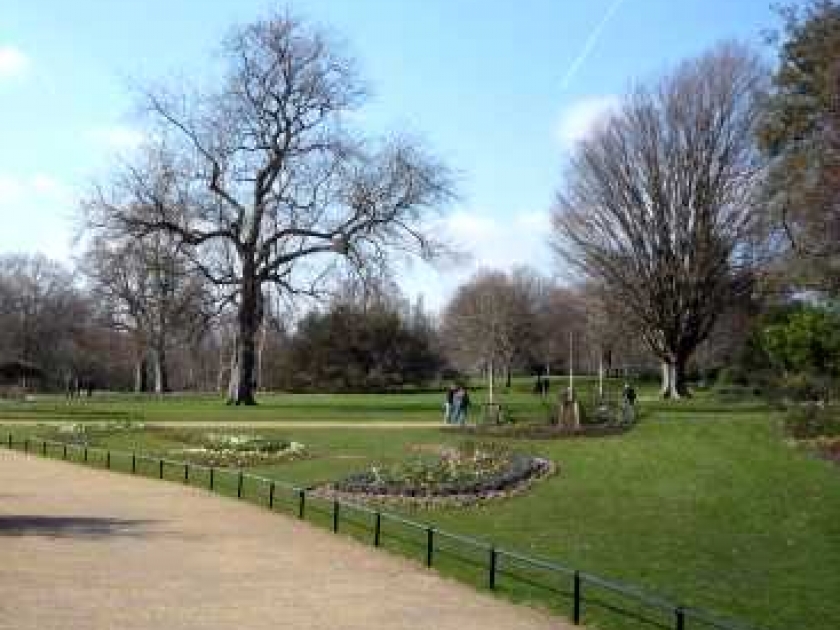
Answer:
[320,442,554,507]
[46,421,146,445]
[169,433,307,467]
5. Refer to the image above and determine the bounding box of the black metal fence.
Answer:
[3,433,766,630]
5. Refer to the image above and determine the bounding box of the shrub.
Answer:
[784,404,840,439]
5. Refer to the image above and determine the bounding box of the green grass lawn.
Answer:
[2,385,838,630]
[0,376,633,424]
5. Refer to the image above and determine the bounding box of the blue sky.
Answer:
[0,0,782,311]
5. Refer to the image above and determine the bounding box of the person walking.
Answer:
[452,386,470,426]
[622,382,637,424]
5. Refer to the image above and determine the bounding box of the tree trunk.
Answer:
[256,320,267,392]
[217,335,230,393]
[152,345,169,394]
[226,336,239,403]
[227,267,262,406]
[487,359,495,405]
[674,355,690,398]
[134,357,148,393]
[660,354,690,399]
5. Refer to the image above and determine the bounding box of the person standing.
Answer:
[443,386,455,424]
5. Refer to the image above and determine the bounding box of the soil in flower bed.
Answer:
[317,442,554,507]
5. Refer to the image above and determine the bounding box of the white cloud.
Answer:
[90,125,146,151]
[0,46,30,79]
[555,96,619,150]
[0,173,67,204]
[0,175,24,201]
[31,174,66,196]
[0,172,74,261]
[445,208,553,274]
[397,208,554,312]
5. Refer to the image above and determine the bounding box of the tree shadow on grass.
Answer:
[0,515,158,539]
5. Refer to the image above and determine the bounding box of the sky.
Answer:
[0,0,785,312]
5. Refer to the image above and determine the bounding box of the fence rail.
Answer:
[3,433,766,630]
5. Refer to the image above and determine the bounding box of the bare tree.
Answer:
[82,231,213,394]
[441,270,535,402]
[552,43,767,398]
[509,268,590,378]
[87,13,453,404]
[0,254,119,390]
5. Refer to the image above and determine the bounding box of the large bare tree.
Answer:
[88,13,453,404]
[552,43,767,398]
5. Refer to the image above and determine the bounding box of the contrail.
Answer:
[560,0,628,90]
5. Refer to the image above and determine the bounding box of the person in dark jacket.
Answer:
[622,382,637,423]
[443,386,455,423]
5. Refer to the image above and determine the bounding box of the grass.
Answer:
[2,381,838,630]
[0,376,625,424]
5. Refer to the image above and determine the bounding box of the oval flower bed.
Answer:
[170,433,307,467]
[319,442,554,507]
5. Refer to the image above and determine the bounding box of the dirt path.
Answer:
[0,450,570,630]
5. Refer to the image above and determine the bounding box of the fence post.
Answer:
[237,471,244,499]
[426,527,434,567]
[209,467,215,491]
[268,481,275,509]
[131,452,136,474]
[332,500,340,533]
[7,433,11,448]
[106,451,111,469]
[159,459,164,479]
[24,438,28,453]
[83,446,88,463]
[374,512,382,547]
[42,440,47,456]
[63,444,68,460]
[184,463,189,483]
[675,607,685,630]
[488,547,497,590]
[298,490,306,519]
[573,571,582,625]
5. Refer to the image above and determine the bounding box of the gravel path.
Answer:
[0,450,570,630]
